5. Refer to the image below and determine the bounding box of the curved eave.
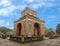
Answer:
[14,15,45,23]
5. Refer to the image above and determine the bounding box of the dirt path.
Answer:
[0,38,60,46]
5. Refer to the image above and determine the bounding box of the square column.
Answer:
[40,23,45,36]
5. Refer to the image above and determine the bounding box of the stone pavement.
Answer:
[0,38,60,46]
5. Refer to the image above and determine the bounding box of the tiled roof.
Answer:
[14,15,44,23]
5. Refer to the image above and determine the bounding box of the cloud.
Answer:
[0,0,14,16]
[29,2,46,9]
[25,0,56,3]
[17,4,27,10]
[25,0,34,3]
[6,22,10,26]
[58,8,60,13]
[47,15,57,19]
[0,5,18,16]
[0,20,5,24]
[27,0,57,9]
[0,20,13,29]
[0,0,22,16]
[0,0,58,16]
[0,0,11,7]
[0,20,10,26]
[0,0,59,29]
[46,15,60,23]
[0,0,27,16]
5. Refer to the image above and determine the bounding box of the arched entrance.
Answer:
[34,23,40,36]
[17,23,22,36]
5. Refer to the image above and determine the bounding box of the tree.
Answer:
[56,23,60,34]
[0,27,13,35]
[45,28,55,37]
[45,28,49,36]
[48,28,55,35]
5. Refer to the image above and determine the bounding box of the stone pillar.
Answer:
[14,23,18,36]
[21,22,26,36]
[24,22,26,36]
[40,23,45,36]
[38,23,40,36]
[25,18,29,36]
[28,21,32,37]
[32,22,34,36]
[21,37,24,43]
[39,24,41,36]
[21,23,23,36]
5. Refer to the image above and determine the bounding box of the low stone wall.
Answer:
[49,34,60,39]
[10,36,44,43]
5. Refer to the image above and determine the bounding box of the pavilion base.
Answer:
[10,36,44,43]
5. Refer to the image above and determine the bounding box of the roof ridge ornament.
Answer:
[21,7,37,17]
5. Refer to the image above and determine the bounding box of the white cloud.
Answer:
[46,15,60,23]
[0,0,20,16]
[0,20,10,27]
[48,15,59,20]
[0,20,5,24]
[0,0,57,16]
[0,0,11,7]
[0,5,17,16]
[0,0,27,16]
[24,0,34,3]
[6,22,10,26]
[17,4,27,10]
[29,2,46,9]
[0,8,8,16]
[58,8,60,13]
[27,0,34,3]
[27,0,57,9]
[47,15,57,19]
[0,20,13,29]
[0,0,14,16]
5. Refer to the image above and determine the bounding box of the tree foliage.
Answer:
[56,23,60,34]
[0,27,13,35]
[45,28,48,36]
[49,28,55,34]
[45,28,55,37]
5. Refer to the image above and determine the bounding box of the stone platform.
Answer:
[0,38,60,46]
[10,36,43,43]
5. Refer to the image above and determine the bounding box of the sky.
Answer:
[0,0,60,30]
